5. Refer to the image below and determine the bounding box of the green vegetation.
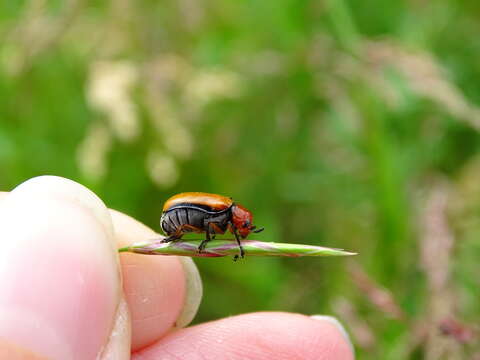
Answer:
[1,1,479,358]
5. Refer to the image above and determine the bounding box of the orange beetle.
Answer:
[160,192,264,259]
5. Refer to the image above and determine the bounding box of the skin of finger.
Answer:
[132,312,355,360]
[0,193,49,360]
[10,176,115,245]
[0,191,47,360]
[0,190,132,360]
[0,177,121,360]
[110,210,189,351]
[0,339,49,360]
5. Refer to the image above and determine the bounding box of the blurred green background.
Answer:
[1,0,479,358]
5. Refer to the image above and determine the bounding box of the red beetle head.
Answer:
[231,204,264,238]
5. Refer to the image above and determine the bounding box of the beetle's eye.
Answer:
[243,220,250,228]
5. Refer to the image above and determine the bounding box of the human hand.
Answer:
[0,176,354,359]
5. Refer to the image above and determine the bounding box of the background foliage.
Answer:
[1,0,479,358]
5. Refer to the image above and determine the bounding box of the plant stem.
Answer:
[118,239,356,258]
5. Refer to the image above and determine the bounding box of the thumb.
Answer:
[0,176,130,360]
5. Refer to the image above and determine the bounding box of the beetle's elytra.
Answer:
[160,192,264,259]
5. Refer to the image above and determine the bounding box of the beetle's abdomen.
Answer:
[160,203,231,236]
[161,207,205,235]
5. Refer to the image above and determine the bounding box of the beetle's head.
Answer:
[231,204,264,238]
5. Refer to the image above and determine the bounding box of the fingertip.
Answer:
[310,315,354,355]
[11,176,115,241]
[0,176,121,360]
[134,312,354,360]
[109,209,158,248]
[120,251,186,350]
[0,339,48,360]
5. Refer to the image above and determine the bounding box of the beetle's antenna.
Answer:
[253,227,264,233]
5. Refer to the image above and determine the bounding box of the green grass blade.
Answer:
[118,239,356,258]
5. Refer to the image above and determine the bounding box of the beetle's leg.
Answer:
[198,223,212,253]
[209,223,224,238]
[162,224,200,243]
[161,234,182,243]
[231,225,245,260]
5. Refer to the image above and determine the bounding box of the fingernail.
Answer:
[0,177,121,360]
[174,257,203,328]
[99,296,131,360]
[311,315,354,354]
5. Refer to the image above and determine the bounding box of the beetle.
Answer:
[160,192,264,259]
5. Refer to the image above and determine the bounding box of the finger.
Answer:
[133,312,354,360]
[111,210,202,351]
[0,176,125,360]
[0,339,48,360]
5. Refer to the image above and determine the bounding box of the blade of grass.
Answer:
[118,239,357,258]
